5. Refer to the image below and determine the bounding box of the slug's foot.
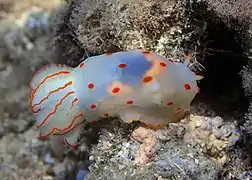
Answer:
[141,123,167,130]
[169,108,190,123]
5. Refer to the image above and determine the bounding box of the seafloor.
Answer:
[0,0,252,180]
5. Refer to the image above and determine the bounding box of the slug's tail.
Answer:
[29,64,85,147]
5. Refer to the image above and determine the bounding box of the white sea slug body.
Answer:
[29,50,202,147]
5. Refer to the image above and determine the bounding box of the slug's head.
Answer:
[29,64,85,146]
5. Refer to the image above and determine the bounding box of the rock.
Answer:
[212,128,223,139]
[52,157,76,180]
[211,116,224,128]
[76,169,88,180]
[44,152,55,165]
[0,0,251,179]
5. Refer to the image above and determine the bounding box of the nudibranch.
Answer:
[29,50,203,147]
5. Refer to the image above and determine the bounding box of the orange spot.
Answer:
[88,83,95,89]
[160,62,167,67]
[167,101,173,106]
[36,91,74,128]
[108,81,133,95]
[90,104,97,109]
[104,113,109,117]
[112,87,120,94]
[184,84,191,90]
[142,76,153,83]
[143,51,150,54]
[177,107,181,111]
[126,100,134,104]
[118,64,127,68]
[197,87,200,93]
[79,63,84,68]
[106,52,113,56]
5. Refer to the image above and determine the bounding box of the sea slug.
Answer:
[29,50,202,147]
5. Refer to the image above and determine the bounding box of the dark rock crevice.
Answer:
[182,2,249,121]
